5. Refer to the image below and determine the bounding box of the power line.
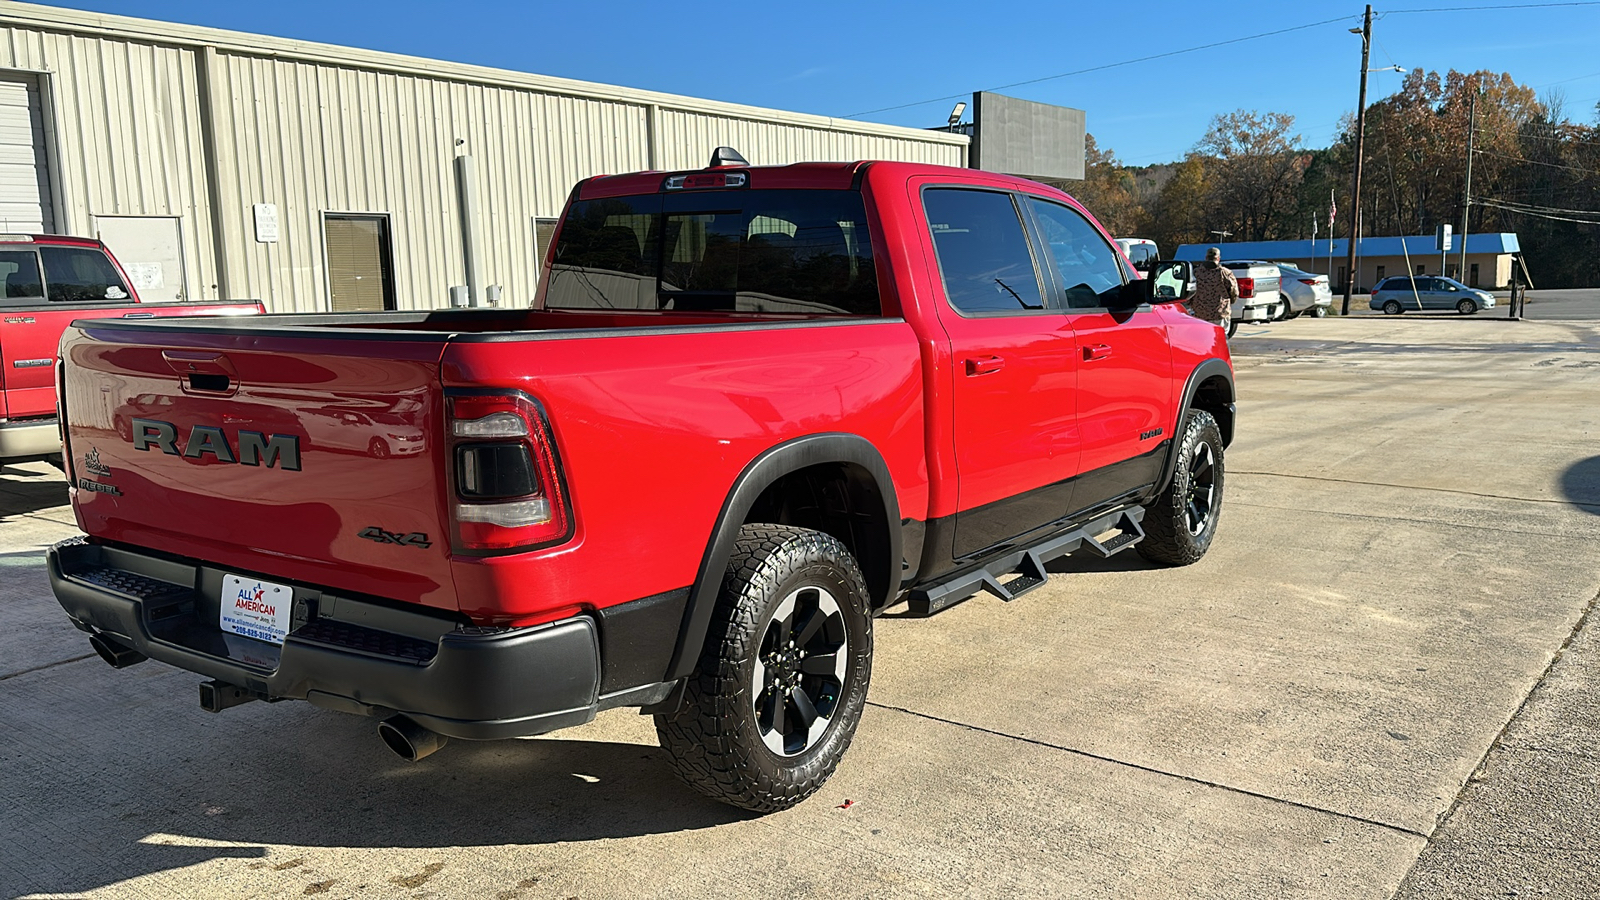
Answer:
[1473,147,1599,173]
[1475,196,1600,216]
[841,14,1357,119]
[1384,1,1600,12]
[1475,198,1600,223]
[1517,129,1600,149]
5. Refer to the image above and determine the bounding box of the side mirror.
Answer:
[1147,261,1192,304]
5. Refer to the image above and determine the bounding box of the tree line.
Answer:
[1061,68,1600,288]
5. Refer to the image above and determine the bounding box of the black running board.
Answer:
[906,507,1146,617]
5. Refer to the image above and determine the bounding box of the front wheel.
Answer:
[1138,409,1224,567]
[656,524,872,812]
[1457,298,1477,315]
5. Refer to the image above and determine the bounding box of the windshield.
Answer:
[544,189,881,316]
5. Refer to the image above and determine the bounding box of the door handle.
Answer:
[964,355,1005,376]
[1083,344,1112,361]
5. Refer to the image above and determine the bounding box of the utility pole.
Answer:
[1458,87,1478,283]
[1342,5,1373,315]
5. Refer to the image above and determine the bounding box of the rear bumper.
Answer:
[48,537,607,740]
[0,417,60,461]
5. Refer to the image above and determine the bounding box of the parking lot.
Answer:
[3,313,1598,899]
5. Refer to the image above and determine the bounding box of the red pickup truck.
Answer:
[47,155,1234,812]
[0,234,261,466]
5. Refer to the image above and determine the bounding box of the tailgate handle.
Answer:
[163,350,238,396]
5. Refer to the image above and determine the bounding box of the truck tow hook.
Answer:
[88,633,146,669]
[378,714,448,762]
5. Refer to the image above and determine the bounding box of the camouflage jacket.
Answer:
[1190,262,1238,322]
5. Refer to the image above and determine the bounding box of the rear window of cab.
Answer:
[544,189,880,316]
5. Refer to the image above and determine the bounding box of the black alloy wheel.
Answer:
[753,585,849,757]
[1183,442,1218,537]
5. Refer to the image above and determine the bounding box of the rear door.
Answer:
[1,243,138,419]
[917,181,1084,559]
[1024,196,1174,503]
[0,245,52,418]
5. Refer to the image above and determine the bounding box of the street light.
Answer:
[947,101,966,133]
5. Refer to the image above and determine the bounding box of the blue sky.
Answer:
[36,0,1600,166]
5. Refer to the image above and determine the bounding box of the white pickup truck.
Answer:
[1218,259,1283,338]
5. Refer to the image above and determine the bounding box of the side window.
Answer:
[39,246,131,303]
[922,188,1043,314]
[0,250,43,307]
[1026,198,1125,309]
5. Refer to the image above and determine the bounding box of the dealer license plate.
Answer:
[219,575,294,645]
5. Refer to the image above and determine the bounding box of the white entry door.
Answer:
[94,215,186,301]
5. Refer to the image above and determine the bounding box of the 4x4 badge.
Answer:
[358,526,431,549]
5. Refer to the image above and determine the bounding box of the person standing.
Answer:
[1189,247,1238,332]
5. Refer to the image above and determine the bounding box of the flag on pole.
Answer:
[1329,190,1337,230]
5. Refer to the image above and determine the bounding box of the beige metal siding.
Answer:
[0,27,216,298]
[0,1,968,312]
[657,109,967,171]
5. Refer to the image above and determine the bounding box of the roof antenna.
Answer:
[709,146,748,167]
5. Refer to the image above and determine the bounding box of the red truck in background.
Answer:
[46,154,1235,812]
[0,234,262,466]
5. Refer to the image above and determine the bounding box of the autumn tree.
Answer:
[1194,110,1309,241]
[1143,156,1210,251]
[1053,133,1144,236]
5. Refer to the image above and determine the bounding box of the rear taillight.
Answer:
[447,391,572,553]
[1300,278,1319,285]
[1236,277,1256,299]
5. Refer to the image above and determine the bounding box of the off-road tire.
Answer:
[1137,409,1224,567]
[655,524,872,812]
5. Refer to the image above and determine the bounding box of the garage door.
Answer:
[0,73,52,234]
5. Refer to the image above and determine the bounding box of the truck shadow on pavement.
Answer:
[1559,455,1600,515]
[0,464,70,518]
[4,686,750,897]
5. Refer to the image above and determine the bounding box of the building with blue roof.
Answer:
[1174,233,1520,292]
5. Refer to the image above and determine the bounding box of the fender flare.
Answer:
[1152,358,1236,497]
[663,433,901,682]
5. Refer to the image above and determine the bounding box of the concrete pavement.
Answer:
[2,314,1598,898]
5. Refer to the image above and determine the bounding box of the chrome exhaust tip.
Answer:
[89,633,146,669]
[377,714,446,762]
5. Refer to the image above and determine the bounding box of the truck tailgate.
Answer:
[61,322,459,611]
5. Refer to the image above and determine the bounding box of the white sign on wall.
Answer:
[253,203,280,243]
[125,262,164,290]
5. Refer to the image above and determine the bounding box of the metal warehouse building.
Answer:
[0,1,969,312]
